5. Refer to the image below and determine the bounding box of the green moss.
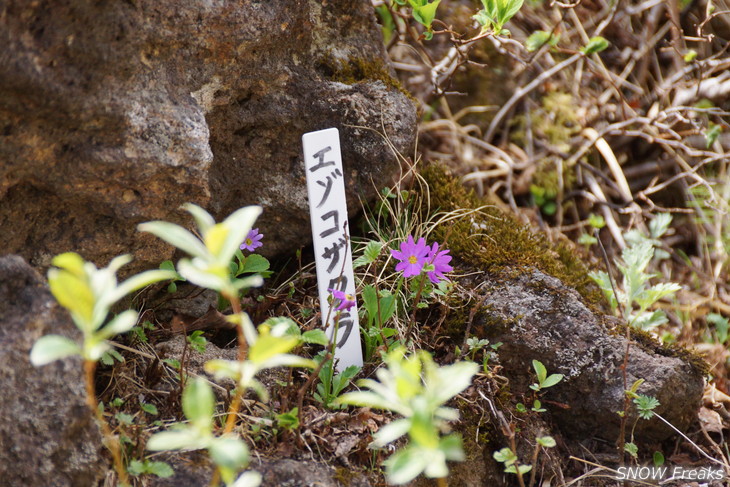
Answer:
[607,319,711,375]
[333,466,357,486]
[420,165,603,307]
[318,55,415,102]
[421,165,709,374]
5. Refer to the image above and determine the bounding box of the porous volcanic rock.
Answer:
[474,268,705,442]
[0,255,105,486]
[0,0,416,273]
[152,453,373,487]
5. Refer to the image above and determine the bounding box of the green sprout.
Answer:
[30,252,176,486]
[590,240,681,330]
[336,348,478,485]
[146,377,261,487]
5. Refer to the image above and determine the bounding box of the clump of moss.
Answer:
[318,55,414,101]
[420,165,603,307]
[606,319,711,375]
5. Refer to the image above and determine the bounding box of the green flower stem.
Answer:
[84,359,129,486]
[210,292,247,487]
[220,292,247,435]
[404,275,427,342]
[296,313,341,424]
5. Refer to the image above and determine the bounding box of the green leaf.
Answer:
[302,329,329,346]
[540,373,563,389]
[239,254,270,275]
[232,471,262,487]
[624,441,638,458]
[653,451,665,466]
[707,313,729,344]
[147,461,174,478]
[110,269,178,304]
[101,348,124,365]
[183,203,216,235]
[384,446,431,484]
[30,335,81,365]
[99,310,139,339]
[353,241,383,269]
[588,213,606,229]
[146,428,207,451]
[332,365,361,396]
[578,233,597,246]
[48,267,95,328]
[141,403,159,415]
[704,123,722,149]
[525,30,556,52]
[649,213,672,239]
[182,377,214,428]
[410,0,441,28]
[536,436,556,448]
[580,36,610,54]
[137,221,208,259]
[633,394,660,419]
[497,0,523,27]
[493,447,517,465]
[115,412,134,425]
[208,436,249,473]
[128,459,146,476]
[683,49,697,62]
[248,334,299,365]
[532,360,547,384]
[217,205,262,264]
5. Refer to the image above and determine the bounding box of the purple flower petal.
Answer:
[240,228,263,251]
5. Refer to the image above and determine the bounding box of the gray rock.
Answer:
[476,268,704,442]
[0,255,105,486]
[151,453,372,487]
[0,0,416,274]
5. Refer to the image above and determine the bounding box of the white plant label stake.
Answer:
[302,128,363,370]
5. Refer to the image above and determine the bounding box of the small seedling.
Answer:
[313,352,361,410]
[187,330,208,354]
[128,459,174,479]
[529,360,563,392]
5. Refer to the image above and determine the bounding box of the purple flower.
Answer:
[391,235,429,278]
[328,288,356,311]
[240,228,263,251]
[424,242,453,284]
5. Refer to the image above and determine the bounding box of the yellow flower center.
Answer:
[245,238,253,246]
[408,255,418,264]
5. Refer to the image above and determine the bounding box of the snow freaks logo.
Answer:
[616,465,725,482]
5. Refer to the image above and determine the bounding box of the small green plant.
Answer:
[494,447,531,476]
[706,313,730,345]
[130,320,156,344]
[529,360,564,392]
[128,458,174,479]
[360,283,399,361]
[578,214,606,247]
[187,330,208,354]
[275,408,300,432]
[525,30,559,52]
[580,36,610,54]
[590,240,681,330]
[622,386,661,458]
[623,212,672,260]
[408,0,441,40]
[147,377,261,487]
[473,0,525,35]
[313,351,361,409]
[336,348,478,485]
[493,434,557,487]
[30,253,176,486]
